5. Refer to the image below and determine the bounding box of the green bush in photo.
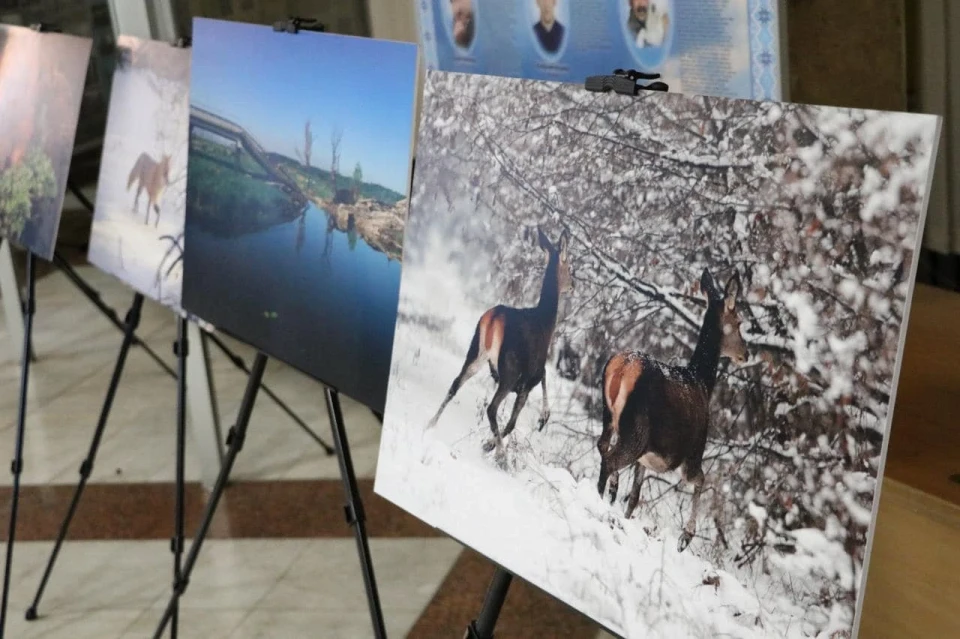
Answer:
[0,148,57,238]
[187,153,302,236]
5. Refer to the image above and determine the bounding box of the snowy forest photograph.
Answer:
[374,71,940,638]
[0,25,90,260]
[87,36,190,312]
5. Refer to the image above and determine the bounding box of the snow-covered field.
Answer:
[87,42,188,315]
[376,252,850,639]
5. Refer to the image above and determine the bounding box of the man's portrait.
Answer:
[451,0,476,49]
[627,0,669,48]
[533,0,565,54]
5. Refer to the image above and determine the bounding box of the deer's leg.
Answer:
[427,358,484,428]
[678,464,704,553]
[537,374,550,431]
[133,185,142,214]
[597,457,611,498]
[597,404,615,498]
[482,383,511,453]
[625,463,646,519]
[154,203,161,227]
[501,387,530,440]
[608,467,620,505]
[427,329,485,429]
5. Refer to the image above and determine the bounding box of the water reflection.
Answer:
[295,212,306,254]
[322,212,335,266]
[183,199,402,414]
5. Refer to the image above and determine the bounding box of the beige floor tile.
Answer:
[228,608,422,639]
[258,538,462,614]
[3,609,145,639]
[120,608,248,639]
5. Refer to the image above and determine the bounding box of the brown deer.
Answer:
[427,227,572,453]
[597,268,746,553]
[127,152,171,226]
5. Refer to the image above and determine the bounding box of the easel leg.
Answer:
[52,253,175,381]
[205,331,334,455]
[464,568,513,639]
[149,352,268,639]
[186,323,224,490]
[198,330,223,465]
[24,293,146,621]
[171,316,189,639]
[323,388,387,639]
[0,239,32,363]
[0,252,37,638]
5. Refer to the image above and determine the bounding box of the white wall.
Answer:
[366,0,424,139]
[912,0,959,254]
[366,0,417,42]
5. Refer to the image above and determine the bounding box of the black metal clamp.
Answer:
[29,22,61,33]
[585,68,669,95]
[273,16,326,34]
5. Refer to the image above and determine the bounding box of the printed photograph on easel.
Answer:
[375,70,941,637]
[181,18,418,413]
[0,24,91,260]
[87,36,190,312]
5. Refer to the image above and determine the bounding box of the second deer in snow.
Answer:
[597,268,746,552]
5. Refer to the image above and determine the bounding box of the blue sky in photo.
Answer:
[190,18,418,195]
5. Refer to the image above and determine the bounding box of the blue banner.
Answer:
[417,0,782,100]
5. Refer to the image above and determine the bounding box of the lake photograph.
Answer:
[181,18,419,412]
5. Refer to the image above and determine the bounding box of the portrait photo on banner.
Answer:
[0,25,91,260]
[375,70,941,638]
[180,18,419,413]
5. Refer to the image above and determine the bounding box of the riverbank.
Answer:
[314,196,407,262]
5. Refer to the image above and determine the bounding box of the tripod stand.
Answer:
[0,251,38,638]
[148,353,387,639]
[22,291,146,622]
[9,289,191,639]
[20,299,334,623]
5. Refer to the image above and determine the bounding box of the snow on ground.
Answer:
[87,206,184,311]
[376,254,830,638]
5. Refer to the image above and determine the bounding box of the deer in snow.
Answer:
[427,227,572,453]
[128,151,172,227]
[597,268,747,553]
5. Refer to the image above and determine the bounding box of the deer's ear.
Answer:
[724,273,741,309]
[537,227,551,252]
[558,229,569,256]
[700,268,717,298]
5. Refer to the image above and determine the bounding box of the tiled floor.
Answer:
[6,262,956,638]
[0,264,608,637]
[2,539,462,638]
